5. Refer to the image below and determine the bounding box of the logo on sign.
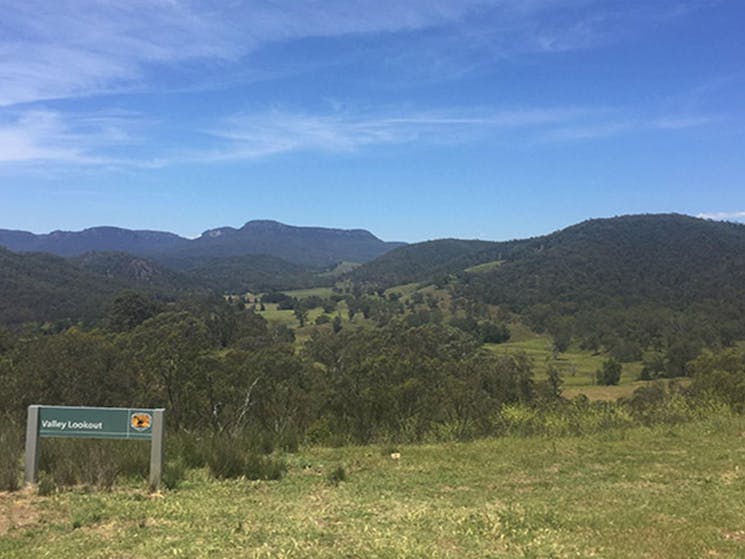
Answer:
[130,412,152,431]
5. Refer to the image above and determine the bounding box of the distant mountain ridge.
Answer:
[0,220,405,267]
[0,227,189,257]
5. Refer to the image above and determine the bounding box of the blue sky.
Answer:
[1,0,743,242]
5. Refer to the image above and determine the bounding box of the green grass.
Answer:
[318,261,361,277]
[282,287,337,299]
[464,260,504,273]
[2,418,745,558]
[491,323,646,400]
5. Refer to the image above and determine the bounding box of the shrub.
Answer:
[37,471,56,496]
[207,437,247,479]
[0,420,22,491]
[327,465,347,486]
[596,358,622,386]
[244,454,287,481]
[207,436,287,480]
[161,457,187,491]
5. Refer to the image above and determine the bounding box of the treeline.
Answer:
[0,293,530,445]
[3,290,743,448]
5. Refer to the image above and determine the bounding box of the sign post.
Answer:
[25,405,166,490]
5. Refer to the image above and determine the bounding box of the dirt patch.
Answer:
[0,489,40,535]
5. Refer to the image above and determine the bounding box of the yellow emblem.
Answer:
[131,413,152,431]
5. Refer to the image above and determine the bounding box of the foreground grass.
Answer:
[2,419,745,558]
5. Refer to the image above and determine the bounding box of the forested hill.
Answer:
[71,252,206,292]
[184,254,330,293]
[456,213,745,314]
[0,220,405,268]
[350,239,507,286]
[0,248,119,324]
[353,214,745,296]
[0,249,209,325]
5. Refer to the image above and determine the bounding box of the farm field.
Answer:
[2,418,744,558]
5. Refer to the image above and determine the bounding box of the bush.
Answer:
[596,358,622,386]
[37,471,57,496]
[327,465,347,486]
[161,457,187,491]
[0,420,22,491]
[170,432,209,469]
[207,436,287,480]
[207,437,247,479]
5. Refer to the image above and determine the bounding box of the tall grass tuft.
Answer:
[0,419,23,491]
[40,439,150,489]
[207,435,287,480]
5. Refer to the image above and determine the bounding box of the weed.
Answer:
[327,465,347,486]
[36,471,56,496]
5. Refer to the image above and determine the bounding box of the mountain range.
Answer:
[2,214,745,333]
[0,220,405,268]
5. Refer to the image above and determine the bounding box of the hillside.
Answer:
[0,220,405,268]
[353,214,745,312]
[72,252,206,293]
[458,214,745,312]
[0,248,120,324]
[350,238,510,286]
[186,254,329,293]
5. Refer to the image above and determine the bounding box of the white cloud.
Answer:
[0,109,145,165]
[697,211,745,221]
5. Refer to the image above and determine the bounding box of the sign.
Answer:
[38,406,155,440]
[25,405,165,490]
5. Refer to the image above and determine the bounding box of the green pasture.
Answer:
[282,287,337,299]
[491,323,645,400]
[3,417,745,558]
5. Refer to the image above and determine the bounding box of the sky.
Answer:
[1,0,744,242]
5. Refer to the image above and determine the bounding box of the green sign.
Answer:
[26,405,166,489]
[38,406,155,440]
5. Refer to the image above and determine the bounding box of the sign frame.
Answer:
[24,405,166,490]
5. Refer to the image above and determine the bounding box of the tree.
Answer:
[547,365,563,398]
[294,307,309,327]
[596,358,622,386]
[108,290,159,332]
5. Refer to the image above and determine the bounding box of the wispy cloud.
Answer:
[1,0,716,106]
[0,109,147,166]
[0,103,718,167]
[697,211,745,221]
[188,105,718,162]
[193,106,595,161]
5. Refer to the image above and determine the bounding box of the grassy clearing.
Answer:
[318,261,361,277]
[464,259,504,273]
[2,418,745,558]
[282,287,337,299]
[491,323,645,399]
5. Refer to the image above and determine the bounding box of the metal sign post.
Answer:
[25,405,166,490]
